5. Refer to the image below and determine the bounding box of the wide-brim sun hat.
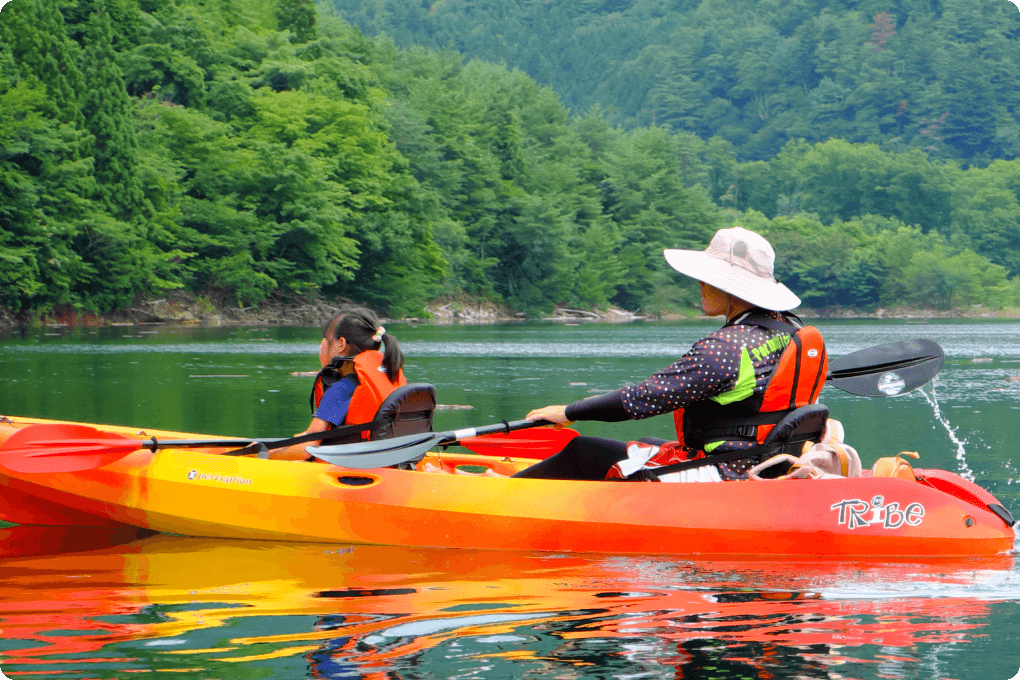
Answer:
[663,226,801,312]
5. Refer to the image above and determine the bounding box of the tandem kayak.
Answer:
[0,415,1015,557]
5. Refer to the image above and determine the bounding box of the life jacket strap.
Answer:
[688,410,788,445]
[725,311,803,333]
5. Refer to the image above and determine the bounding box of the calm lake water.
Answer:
[1,319,1019,679]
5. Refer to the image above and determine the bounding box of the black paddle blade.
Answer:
[827,338,944,397]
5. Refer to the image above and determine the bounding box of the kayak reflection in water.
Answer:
[273,308,407,460]
[515,226,829,483]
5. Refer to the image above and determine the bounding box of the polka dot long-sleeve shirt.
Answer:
[621,322,787,420]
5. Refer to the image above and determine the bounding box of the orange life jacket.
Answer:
[309,350,407,439]
[673,312,828,451]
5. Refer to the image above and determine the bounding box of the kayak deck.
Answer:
[1,415,1015,556]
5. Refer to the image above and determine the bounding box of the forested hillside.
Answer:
[333,0,1020,165]
[2,0,1020,321]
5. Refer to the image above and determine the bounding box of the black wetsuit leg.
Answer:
[511,436,629,480]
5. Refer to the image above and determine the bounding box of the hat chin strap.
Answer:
[723,291,756,319]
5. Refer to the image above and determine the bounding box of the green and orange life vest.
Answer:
[673,312,828,453]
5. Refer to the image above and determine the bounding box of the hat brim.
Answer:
[664,249,801,312]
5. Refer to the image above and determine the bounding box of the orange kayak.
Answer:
[0,415,1014,557]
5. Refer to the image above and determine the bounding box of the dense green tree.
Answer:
[61,0,148,51]
[0,80,79,311]
[600,126,719,309]
[80,7,146,219]
[0,0,93,311]
[950,160,1020,276]
[7,0,86,126]
[276,0,316,43]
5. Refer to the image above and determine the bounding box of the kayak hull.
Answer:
[1,416,1015,557]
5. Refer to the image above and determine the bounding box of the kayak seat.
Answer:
[761,403,829,455]
[369,383,436,441]
[752,403,830,479]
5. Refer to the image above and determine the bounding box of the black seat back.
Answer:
[761,403,829,453]
[369,383,436,441]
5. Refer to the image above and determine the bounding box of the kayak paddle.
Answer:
[0,417,562,475]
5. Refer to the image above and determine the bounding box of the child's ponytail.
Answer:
[378,330,403,384]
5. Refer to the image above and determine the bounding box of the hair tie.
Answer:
[371,326,385,343]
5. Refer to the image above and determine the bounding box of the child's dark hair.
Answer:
[322,309,403,383]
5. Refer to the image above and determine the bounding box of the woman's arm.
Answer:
[565,389,628,421]
[525,389,628,426]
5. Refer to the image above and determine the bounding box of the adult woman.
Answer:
[515,226,828,482]
[273,309,406,460]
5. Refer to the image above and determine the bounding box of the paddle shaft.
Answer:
[27,426,373,455]
[306,419,553,469]
[438,419,555,446]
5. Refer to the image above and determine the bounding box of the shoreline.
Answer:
[2,293,1018,331]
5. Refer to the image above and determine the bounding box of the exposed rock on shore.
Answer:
[548,307,646,323]
[421,299,645,325]
[423,299,519,325]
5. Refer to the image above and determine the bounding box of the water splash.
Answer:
[1005,459,1018,485]
[919,384,975,482]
